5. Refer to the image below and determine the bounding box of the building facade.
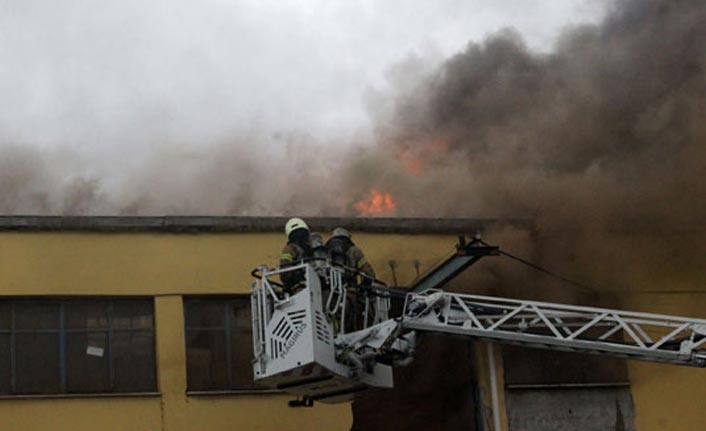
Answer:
[0,216,703,431]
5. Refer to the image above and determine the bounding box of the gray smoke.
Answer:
[355,0,706,294]
[0,1,603,217]
[1,0,704,294]
[0,134,355,216]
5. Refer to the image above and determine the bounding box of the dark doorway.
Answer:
[352,335,478,431]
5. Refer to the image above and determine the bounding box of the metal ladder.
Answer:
[401,290,706,367]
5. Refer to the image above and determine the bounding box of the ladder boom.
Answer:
[401,290,706,367]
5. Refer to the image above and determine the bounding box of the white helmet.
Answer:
[285,217,309,237]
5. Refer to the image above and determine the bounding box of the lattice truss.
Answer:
[402,290,706,367]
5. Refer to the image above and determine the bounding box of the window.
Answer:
[184,297,261,392]
[0,299,156,396]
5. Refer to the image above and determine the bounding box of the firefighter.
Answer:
[326,227,376,332]
[309,231,333,310]
[309,232,329,271]
[279,217,312,292]
[326,227,376,284]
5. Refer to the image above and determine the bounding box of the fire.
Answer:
[396,148,425,175]
[396,138,449,175]
[354,189,397,216]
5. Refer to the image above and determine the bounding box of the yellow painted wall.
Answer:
[0,397,162,431]
[0,232,456,296]
[622,293,706,431]
[1,229,704,430]
[0,230,460,431]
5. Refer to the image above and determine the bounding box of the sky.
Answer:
[0,0,607,157]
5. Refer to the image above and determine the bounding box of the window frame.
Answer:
[0,297,159,398]
[184,295,280,395]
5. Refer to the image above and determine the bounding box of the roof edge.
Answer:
[0,216,533,234]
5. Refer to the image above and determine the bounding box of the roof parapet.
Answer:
[0,216,533,234]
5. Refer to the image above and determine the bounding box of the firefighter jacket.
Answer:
[346,245,376,283]
[279,242,309,291]
[327,237,376,284]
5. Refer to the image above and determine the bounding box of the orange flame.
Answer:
[354,189,397,216]
[396,148,425,175]
[396,138,449,175]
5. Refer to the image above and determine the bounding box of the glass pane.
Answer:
[230,328,259,390]
[66,332,110,393]
[185,329,227,391]
[113,331,156,392]
[185,300,225,329]
[66,302,109,329]
[14,303,59,330]
[0,303,10,329]
[230,300,251,330]
[15,333,60,394]
[0,334,10,394]
[112,300,154,330]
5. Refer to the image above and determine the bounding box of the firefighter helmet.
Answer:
[331,227,351,239]
[285,218,309,237]
[310,232,325,249]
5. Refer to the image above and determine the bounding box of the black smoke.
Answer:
[351,0,706,294]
